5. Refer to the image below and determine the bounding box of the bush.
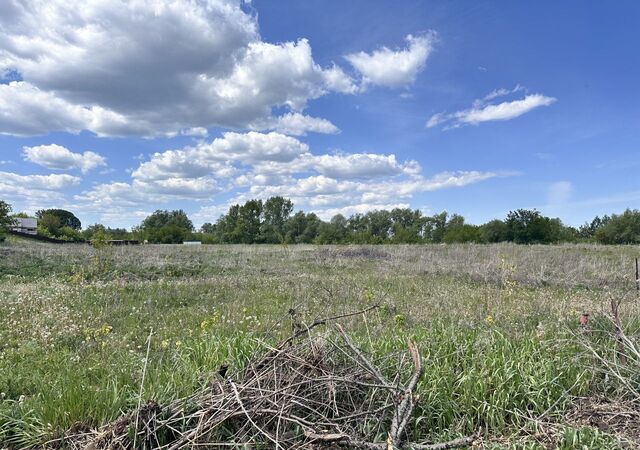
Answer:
[443,224,481,243]
[480,220,508,243]
[595,209,640,244]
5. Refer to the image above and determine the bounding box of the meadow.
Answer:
[1,237,639,449]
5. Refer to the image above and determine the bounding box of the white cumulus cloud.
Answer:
[250,113,339,136]
[311,153,420,179]
[23,144,106,173]
[0,171,81,204]
[345,33,436,88]
[74,131,503,222]
[0,0,356,137]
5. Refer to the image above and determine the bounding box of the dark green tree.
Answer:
[36,209,81,230]
[444,224,481,243]
[238,199,263,244]
[505,209,564,244]
[480,219,509,243]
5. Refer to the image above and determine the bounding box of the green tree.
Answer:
[82,223,107,240]
[505,209,564,244]
[579,215,610,240]
[237,199,263,243]
[443,224,481,243]
[215,204,242,243]
[424,212,449,243]
[595,209,640,244]
[201,222,216,234]
[365,210,393,240]
[139,210,194,243]
[480,219,509,243]
[285,211,321,243]
[0,200,15,241]
[389,208,425,243]
[38,213,61,236]
[36,209,81,230]
[58,226,83,242]
[315,214,348,244]
[261,196,293,243]
[91,228,109,248]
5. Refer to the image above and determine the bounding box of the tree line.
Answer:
[2,198,640,245]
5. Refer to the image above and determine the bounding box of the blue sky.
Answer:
[1,0,639,229]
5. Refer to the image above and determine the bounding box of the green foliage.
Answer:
[36,209,81,230]
[0,200,15,240]
[13,197,638,247]
[37,213,61,236]
[315,214,348,244]
[480,219,509,243]
[83,224,132,241]
[285,211,321,243]
[57,226,84,242]
[138,210,194,244]
[505,209,565,244]
[443,224,481,243]
[261,196,293,243]
[91,228,109,249]
[206,199,640,246]
[200,222,216,234]
[595,209,640,244]
[578,215,610,240]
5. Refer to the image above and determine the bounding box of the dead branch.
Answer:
[54,307,471,450]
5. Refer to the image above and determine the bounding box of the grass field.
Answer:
[1,237,639,449]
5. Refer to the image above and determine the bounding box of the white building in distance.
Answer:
[11,218,37,235]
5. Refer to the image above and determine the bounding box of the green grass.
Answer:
[1,240,639,448]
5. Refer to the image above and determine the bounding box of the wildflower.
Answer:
[161,340,170,350]
[485,315,494,325]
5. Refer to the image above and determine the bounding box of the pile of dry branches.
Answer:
[60,309,472,450]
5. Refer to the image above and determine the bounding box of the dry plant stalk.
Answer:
[610,298,628,365]
[52,307,472,450]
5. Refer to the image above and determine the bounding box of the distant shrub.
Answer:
[443,224,481,243]
[595,209,640,244]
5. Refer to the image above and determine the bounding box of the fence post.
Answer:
[636,257,639,292]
